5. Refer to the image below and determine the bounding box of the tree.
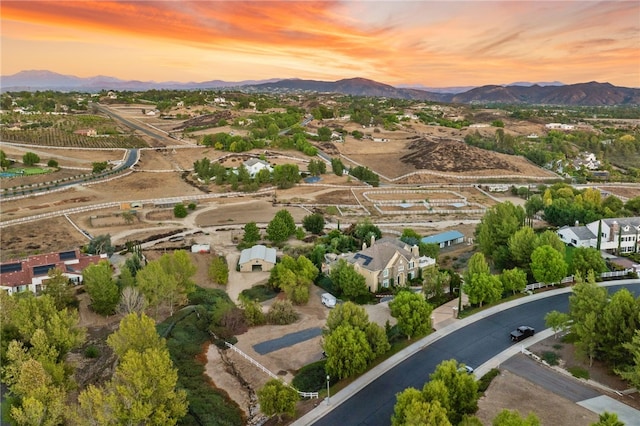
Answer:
[476,201,525,268]
[324,324,373,379]
[428,359,479,425]
[86,234,114,256]
[507,227,537,270]
[117,286,147,315]
[524,195,544,225]
[272,164,301,189]
[569,271,608,326]
[8,358,66,426]
[533,230,565,257]
[570,247,607,277]
[256,379,299,422]
[269,255,318,304]
[600,288,640,364]
[208,255,229,285]
[324,301,371,334]
[0,149,11,169]
[22,151,40,166]
[463,252,490,285]
[422,267,450,302]
[242,222,261,244]
[492,409,540,426]
[389,291,433,340]
[302,213,325,234]
[136,260,177,317]
[575,311,599,366]
[77,347,188,426]
[544,310,570,338]
[530,245,567,285]
[329,259,368,299]
[266,209,296,244]
[41,267,75,310]
[47,159,59,168]
[92,161,109,173]
[353,219,382,243]
[3,294,85,360]
[107,313,166,358]
[82,260,119,316]
[331,157,344,176]
[464,273,503,307]
[173,203,188,218]
[500,267,527,295]
[616,330,640,389]
[591,412,625,426]
[161,249,196,289]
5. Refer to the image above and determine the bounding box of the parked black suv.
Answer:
[510,326,535,342]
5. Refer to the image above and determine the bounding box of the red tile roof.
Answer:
[0,250,106,288]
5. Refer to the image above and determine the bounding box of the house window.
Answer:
[382,279,389,288]
[409,261,414,269]
[408,271,414,280]
[383,269,389,277]
[571,239,577,245]
[398,265,404,272]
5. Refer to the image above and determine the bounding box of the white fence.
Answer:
[224,342,319,399]
[524,269,635,292]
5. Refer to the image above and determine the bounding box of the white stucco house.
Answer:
[557,217,640,254]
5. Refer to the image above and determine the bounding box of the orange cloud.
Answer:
[2,1,639,87]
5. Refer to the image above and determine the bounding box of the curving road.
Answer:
[311,282,640,426]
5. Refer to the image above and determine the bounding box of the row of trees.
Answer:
[546,273,640,377]
[193,157,304,190]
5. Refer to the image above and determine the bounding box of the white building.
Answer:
[557,217,640,254]
[243,158,273,178]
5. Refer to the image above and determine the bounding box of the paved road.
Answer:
[93,103,177,144]
[502,354,601,402]
[311,282,640,426]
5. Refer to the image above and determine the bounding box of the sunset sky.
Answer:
[2,1,639,87]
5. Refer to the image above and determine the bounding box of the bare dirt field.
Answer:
[0,144,126,168]
[599,186,640,200]
[476,369,600,425]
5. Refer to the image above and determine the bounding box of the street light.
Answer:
[326,375,330,405]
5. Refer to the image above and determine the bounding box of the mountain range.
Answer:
[2,70,639,106]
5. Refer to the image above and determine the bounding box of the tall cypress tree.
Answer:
[596,220,602,250]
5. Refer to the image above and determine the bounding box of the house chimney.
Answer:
[610,221,619,242]
[411,244,419,257]
[575,220,579,227]
[371,234,375,247]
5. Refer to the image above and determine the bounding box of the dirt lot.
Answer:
[476,369,600,425]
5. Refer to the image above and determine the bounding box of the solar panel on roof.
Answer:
[354,253,373,266]
[33,264,56,276]
[1,263,22,274]
[59,250,77,260]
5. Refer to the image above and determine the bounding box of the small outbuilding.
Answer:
[239,244,277,272]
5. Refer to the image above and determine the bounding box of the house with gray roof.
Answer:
[346,237,424,292]
[557,217,640,254]
[243,158,273,178]
[239,244,277,272]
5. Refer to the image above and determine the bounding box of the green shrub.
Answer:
[477,368,500,393]
[84,345,100,358]
[173,203,188,218]
[292,360,329,392]
[188,203,197,210]
[541,351,559,366]
[240,285,278,302]
[266,299,299,325]
[568,366,589,379]
[561,332,579,343]
[552,343,563,350]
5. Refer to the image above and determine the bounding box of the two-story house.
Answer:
[557,217,640,254]
[346,237,429,292]
[0,249,108,294]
